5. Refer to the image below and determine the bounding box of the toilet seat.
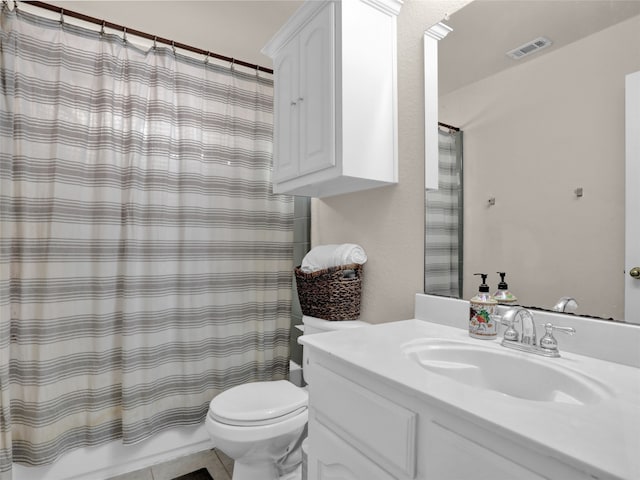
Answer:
[209,380,308,427]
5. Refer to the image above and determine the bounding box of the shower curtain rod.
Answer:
[17,0,274,74]
[438,122,460,132]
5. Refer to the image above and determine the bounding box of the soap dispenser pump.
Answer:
[493,272,518,305]
[469,273,498,340]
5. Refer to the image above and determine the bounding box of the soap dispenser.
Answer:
[469,273,498,340]
[493,272,518,305]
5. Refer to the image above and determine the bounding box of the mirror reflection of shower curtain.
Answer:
[425,129,463,297]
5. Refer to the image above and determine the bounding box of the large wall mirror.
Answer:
[425,0,640,323]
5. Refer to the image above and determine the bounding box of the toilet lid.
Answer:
[209,380,308,426]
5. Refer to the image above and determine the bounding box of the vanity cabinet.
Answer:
[305,347,601,480]
[261,0,402,197]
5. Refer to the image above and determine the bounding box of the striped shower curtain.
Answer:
[425,129,463,297]
[0,6,293,476]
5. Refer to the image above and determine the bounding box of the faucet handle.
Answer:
[539,322,576,355]
[498,313,519,342]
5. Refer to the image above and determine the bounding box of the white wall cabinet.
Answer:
[262,0,402,197]
[305,349,598,480]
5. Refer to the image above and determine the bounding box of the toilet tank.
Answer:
[300,315,368,383]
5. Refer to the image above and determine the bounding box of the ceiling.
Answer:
[439,0,640,95]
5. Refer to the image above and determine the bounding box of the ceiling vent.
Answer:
[506,37,552,60]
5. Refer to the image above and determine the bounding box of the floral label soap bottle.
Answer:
[469,273,498,339]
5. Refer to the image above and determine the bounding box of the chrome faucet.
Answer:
[553,296,578,313]
[499,307,575,358]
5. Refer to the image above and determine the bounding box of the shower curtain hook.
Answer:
[172,41,176,55]
[122,27,127,44]
[1,0,7,12]
[100,20,105,36]
[230,58,235,72]
[204,52,209,65]
[59,9,64,25]
[153,36,157,50]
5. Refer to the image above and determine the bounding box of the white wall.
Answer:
[439,15,640,319]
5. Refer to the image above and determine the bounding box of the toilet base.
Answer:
[279,463,302,480]
[232,459,277,480]
[231,453,302,480]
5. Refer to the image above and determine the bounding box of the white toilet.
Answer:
[205,315,367,480]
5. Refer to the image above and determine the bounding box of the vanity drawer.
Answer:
[310,363,417,478]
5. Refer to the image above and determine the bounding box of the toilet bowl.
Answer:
[206,380,308,480]
[206,316,367,480]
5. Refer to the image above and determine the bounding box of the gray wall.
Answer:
[290,196,311,365]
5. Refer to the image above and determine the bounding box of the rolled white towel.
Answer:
[300,244,367,273]
[332,243,367,266]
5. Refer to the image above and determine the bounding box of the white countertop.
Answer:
[300,319,640,480]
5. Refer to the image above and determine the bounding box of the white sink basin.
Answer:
[402,338,612,405]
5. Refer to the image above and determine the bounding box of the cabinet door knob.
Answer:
[631,267,640,279]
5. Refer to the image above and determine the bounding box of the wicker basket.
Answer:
[294,263,363,320]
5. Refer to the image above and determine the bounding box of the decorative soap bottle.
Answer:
[493,272,518,305]
[469,273,498,340]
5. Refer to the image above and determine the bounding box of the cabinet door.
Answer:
[311,363,416,478]
[272,39,299,182]
[309,420,396,480]
[297,2,335,176]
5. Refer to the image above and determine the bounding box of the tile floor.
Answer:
[108,448,233,480]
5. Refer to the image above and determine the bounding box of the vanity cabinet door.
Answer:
[310,363,417,478]
[309,420,396,480]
